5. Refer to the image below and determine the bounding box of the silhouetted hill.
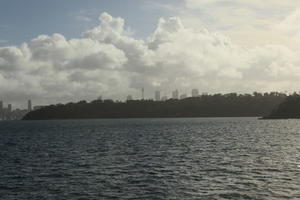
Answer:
[263,94,300,119]
[23,92,287,120]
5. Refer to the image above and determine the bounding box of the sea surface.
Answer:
[0,118,299,200]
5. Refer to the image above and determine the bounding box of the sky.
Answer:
[1,0,300,108]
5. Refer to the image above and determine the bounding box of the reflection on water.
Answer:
[0,118,299,199]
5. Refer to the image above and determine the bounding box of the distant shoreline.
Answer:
[260,94,300,120]
[22,116,262,121]
[23,93,286,120]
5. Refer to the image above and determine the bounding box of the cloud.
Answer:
[277,9,300,39]
[1,12,300,107]
[75,15,92,22]
[0,40,8,43]
[70,9,94,23]
[162,0,300,48]
[185,0,299,8]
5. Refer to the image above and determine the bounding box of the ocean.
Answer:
[0,118,299,199]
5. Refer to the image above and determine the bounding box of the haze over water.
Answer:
[0,118,299,199]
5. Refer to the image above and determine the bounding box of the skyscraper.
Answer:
[8,104,12,112]
[192,89,199,97]
[28,100,32,112]
[172,89,179,99]
[155,91,161,101]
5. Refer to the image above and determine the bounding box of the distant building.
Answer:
[2,108,8,120]
[11,109,28,120]
[192,89,199,97]
[33,106,45,111]
[28,100,32,112]
[0,100,38,120]
[155,91,161,101]
[180,94,187,99]
[7,104,12,120]
[8,104,12,112]
[161,96,168,101]
[172,89,179,99]
[127,95,133,101]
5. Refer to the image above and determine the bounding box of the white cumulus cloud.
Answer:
[1,12,300,107]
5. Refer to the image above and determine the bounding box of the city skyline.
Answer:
[0,99,34,120]
[0,87,202,108]
[0,87,199,111]
[0,99,47,120]
[2,87,300,110]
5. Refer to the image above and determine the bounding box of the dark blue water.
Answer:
[0,118,299,200]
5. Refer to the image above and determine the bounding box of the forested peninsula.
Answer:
[23,92,288,120]
[262,94,300,119]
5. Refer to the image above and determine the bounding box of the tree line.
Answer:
[263,93,300,119]
[23,92,288,120]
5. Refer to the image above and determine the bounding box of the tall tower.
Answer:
[142,88,144,100]
[28,100,32,112]
[155,91,161,101]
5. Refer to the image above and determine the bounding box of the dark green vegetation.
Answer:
[23,92,288,120]
[263,94,300,119]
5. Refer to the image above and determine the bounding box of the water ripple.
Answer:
[0,118,299,199]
